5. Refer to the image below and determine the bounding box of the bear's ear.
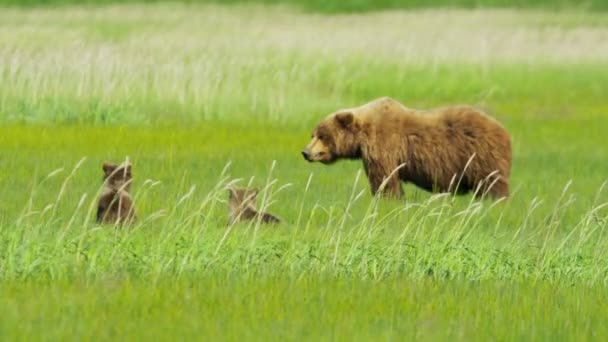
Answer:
[335,111,354,128]
[227,187,237,199]
[103,162,116,175]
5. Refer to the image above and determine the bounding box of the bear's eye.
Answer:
[318,134,326,141]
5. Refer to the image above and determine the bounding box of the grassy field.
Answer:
[1,3,608,340]
[2,0,608,12]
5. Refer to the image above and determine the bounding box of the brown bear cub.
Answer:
[227,186,281,226]
[97,161,137,225]
[302,97,512,200]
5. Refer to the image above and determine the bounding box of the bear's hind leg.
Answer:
[475,177,509,200]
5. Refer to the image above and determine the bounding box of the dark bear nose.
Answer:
[302,150,310,161]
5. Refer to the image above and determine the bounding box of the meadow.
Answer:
[1,3,608,340]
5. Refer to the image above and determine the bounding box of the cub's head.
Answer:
[302,111,360,164]
[228,186,258,208]
[102,161,132,191]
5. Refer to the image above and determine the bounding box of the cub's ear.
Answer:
[227,187,236,198]
[228,185,241,197]
[102,162,116,174]
[335,111,354,128]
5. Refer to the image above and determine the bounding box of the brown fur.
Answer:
[227,186,281,225]
[97,161,137,225]
[302,97,512,200]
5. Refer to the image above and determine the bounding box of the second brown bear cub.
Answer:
[227,186,280,225]
[302,97,512,200]
[97,161,137,225]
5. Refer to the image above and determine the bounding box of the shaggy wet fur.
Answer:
[97,161,137,225]
[227,186,281,225]
[303,97,512,200]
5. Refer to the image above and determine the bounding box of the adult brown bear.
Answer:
[302,97,511,200]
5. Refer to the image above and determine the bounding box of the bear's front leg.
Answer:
[364,160,404,199]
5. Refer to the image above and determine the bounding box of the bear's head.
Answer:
[102,161,132,192]
[302,111,360,164]
[227,186,258,213]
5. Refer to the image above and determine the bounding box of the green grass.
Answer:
[1,3,608,340]
[2,0,608,12]
[2,279,607,340]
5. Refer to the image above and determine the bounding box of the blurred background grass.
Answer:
[2,0,607,11]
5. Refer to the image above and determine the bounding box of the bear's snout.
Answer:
[301,150,312,162]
